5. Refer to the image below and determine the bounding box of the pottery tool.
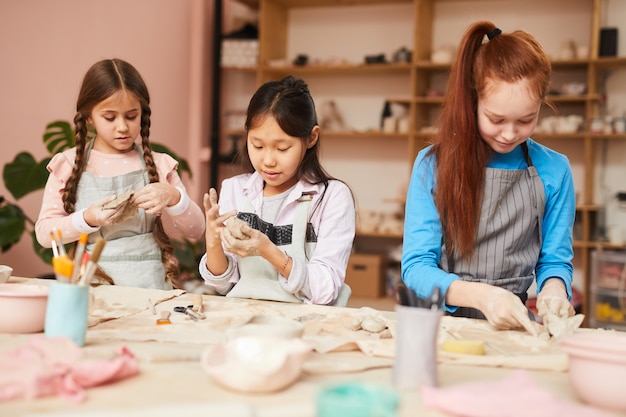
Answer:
[147,298,157,315]
[173,305,203,321]
[71,233,88,283]
[192,294,204,314]
[156,311,171,325]
[79,237,106,286]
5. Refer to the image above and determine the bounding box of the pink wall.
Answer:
[0,0,213,277]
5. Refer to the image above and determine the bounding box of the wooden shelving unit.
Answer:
[217,0,626,315]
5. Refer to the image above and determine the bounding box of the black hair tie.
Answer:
[487,28,502,40]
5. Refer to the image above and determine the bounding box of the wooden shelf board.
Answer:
[590,133,626,140]
[533,133,586,140]
[356,230,403,239]
[262,62,411,75]
[257,0,412,8]
[324,131,409,139]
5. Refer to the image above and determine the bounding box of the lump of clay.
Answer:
[350,315,387,333]
[224,216,250,240]
[102,191,138,222]
[542,313,585,339]
[102,191,134,210]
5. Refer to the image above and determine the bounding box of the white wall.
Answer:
[0,0,212,277]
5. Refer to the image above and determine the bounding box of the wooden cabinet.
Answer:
[216,0,626,316]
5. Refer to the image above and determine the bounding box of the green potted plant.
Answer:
[0,120,203,278]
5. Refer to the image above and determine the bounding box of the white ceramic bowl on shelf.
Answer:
[0,283,49,333]
[560,331,626,412]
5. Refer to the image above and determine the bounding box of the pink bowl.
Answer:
[560,332,626,412]
[0,283,49,333]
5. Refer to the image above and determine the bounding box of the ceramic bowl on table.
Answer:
[201,336,312,393]
[0,283,50,333]
[560,331,626,412]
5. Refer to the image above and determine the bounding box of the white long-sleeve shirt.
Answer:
[199,172,356,304]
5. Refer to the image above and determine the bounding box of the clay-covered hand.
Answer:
[536,279,574,319]
[132,183,180,215]
[221,218,269,258]
[483,287,537,336]
[84,195,127,227]
[203,188,236,250]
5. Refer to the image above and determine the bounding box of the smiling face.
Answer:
[477,78,542,154]
[247,115,318,196]
[88,90,142,154]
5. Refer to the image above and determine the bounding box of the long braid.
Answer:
[62,113,89,214]
[139,107,180,287]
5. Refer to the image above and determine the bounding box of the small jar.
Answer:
[590,118,604,134]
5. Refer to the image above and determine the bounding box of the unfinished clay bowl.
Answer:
[0,283,49,333]
[201,336,312,393]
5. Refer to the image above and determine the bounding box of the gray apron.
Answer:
[74,142,170,290]
[227,194,314,303]
[442,142,545,319]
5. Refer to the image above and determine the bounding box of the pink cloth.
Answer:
[421,369,612,417]
[0,336,138,403]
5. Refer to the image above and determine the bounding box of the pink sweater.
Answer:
[35,146,205,248]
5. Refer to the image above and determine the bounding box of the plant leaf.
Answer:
[151,143,192,179]
[3,153,51,200]
[173,238,205,279]
[43,120,75,154]
[31,230,53,265]
[0,203,26,251]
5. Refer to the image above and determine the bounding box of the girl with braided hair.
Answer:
[35,58,205,289]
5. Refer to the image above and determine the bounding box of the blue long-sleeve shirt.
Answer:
[401,139,575,312]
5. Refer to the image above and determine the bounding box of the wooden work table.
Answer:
[0,277,623,417]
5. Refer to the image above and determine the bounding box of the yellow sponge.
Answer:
[441,339,485,355]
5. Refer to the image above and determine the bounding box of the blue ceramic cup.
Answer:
[317,383,399,417]
[44,281,89,346]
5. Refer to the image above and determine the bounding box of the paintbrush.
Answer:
[52,254,73,283]
[79,237,106,286]
[49,231,59,258]
[54,228,66,256]
[71,233,88,283]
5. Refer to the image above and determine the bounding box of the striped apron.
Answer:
[442,142,545,319]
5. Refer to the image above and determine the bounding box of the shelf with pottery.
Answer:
[261,62,412,76]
